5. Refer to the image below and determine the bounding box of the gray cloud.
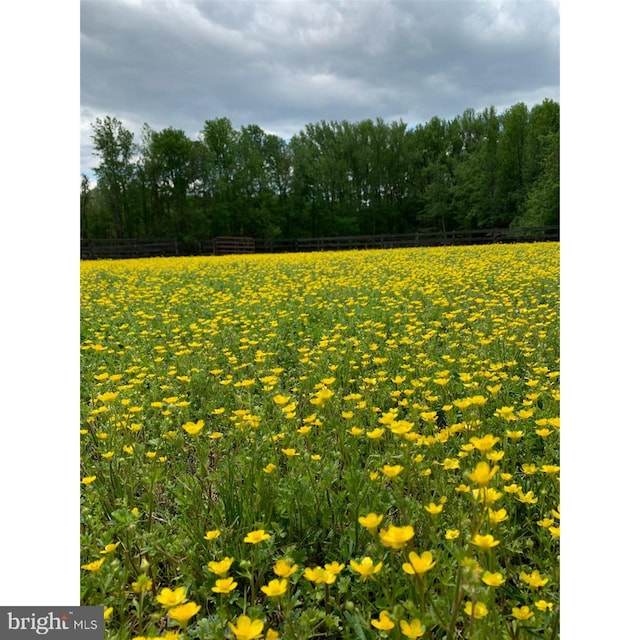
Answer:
[80,0,559,178]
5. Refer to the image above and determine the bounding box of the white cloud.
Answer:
[80,0,559,176]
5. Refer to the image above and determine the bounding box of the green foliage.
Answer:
[81,244,559,639]
[84,101,559,243]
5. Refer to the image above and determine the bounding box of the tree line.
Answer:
[81,99,559,247]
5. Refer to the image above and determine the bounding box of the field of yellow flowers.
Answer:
[80,243,559,640]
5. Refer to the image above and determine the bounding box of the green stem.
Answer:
[424,585,447,631]
[549,607,560,640]
[147,462,156,534]
[446,563,465,640]
[284,585,299,640]
[138,591,144,635]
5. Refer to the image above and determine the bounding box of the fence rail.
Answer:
[214,236,256,256]
[81,238,180,260]
[255,226,559,253]
[81,226,559,259]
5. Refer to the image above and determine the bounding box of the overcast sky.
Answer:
[81,0,559,178]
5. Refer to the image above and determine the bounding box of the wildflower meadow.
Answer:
[80,243,559,640]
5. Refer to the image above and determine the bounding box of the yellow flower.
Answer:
[366,428,385,439]
[371,610,395,631]
[273,394,290,405]
[512,606,534,621]
[260,578,287,597]
[274,558,298,578]
[469,434,500,452]
[358,513,384,535]
[379,525,415,550]
[263,463,277,473]
[182,420,205,435]
[402,551,436,575]
[228,615,264,640]
[303,566,336,585]
[441,458,460,470]
[81,558,105,572]
[324,561,345,576]
[350,557,383,581]
[488,508,509,524]
[521,463,537,475]
[204,529,221,541]
[244,529,271,544]
[471,533,500,551]
[494,406,516,421]
[445,529,460,540]
[400,618,425,638]
[534,600,554,612]
[212,577,238,594]
[506,430,524,439]
[516,489,538,504]
[520,569,549,588]
[541,464,560,475]
[207,557,234,576]
[472,487,503,505]
[281,448,298,457]
[310,387,334,406]
[97,391,119,403]
[168,602,201,628]
[131,574,153,593]
[99,542,121,554]
[103,607,113,620]
[381,464,404,478]
[467,461,499,486]
[548,526,560,538]
[157,587,187,608]
[81,476,97,485]
[481,571,505,587]
[464,601,489,619]
[424,502,443,515]
[265,631,279,640]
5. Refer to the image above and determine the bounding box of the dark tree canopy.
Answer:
[83,100,559,242]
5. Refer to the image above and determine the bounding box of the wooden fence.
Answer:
[81,238,180,260]
[213,236,256,256]
[81,226,559,259]
[255,226,559,253]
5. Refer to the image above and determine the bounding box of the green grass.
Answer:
[80,244,559,640]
